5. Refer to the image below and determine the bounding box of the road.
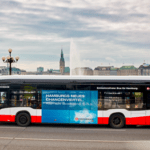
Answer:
[0,123,150,150]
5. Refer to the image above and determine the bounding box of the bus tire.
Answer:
[16,113,31,127]
[109,114,125,128]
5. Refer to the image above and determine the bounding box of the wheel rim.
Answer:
[113,117,122,125]
[19,116,28,124]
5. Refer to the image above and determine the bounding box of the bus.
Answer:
[0,75,150,128]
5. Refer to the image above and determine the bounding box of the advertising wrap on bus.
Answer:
[42,90,98,124]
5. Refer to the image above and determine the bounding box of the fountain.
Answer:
[70,39,82,76]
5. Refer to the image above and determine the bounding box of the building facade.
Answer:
[110,68,118,76]
[60,49,65,75]
[93,66,113,76]
[117,66,138,76]
[0,66,8,75]
[7,67,22,75]
[138,63,150,76]
[37,67,44,73]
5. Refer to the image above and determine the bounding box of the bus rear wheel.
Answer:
[109,114,125,128]
[16,113,31,127]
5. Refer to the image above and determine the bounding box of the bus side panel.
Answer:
[98,111,103,124]
[97,111,109,124]
[42,110,70,123]
[98,109,131,125]
[146,116,150,125]
[130,111,146,125]
[0,108,12,122]
[145,110,150,125]
[36,109,42,123]
[0,108,42,123]
[10,107,37,123]
[69,110,97,124]
[98,110,109,125]
[41,90,98,124]
[31,109,42,123]
[126,116,146,125]
[98,110,148,126]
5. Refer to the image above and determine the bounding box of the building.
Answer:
[60,49,65,75]
[48,67,70,75]
[0,66,27,75]
[0,66,8,75]
[110,68,118,76]
[138,63,150,76]
[7,67,21,75]
[64,67,70,75]
[26,72,37,75]
[37,67,44,73]
[72,67,93,75]
[20,70,26,75]
[48,69,61,75]
[93,66,114,76]
[117,65,138,76]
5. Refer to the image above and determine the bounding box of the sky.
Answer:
[0,0,150,71]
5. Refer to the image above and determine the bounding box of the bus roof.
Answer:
[0,75,150,81]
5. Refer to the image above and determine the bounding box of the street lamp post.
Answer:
[2,49,19,75]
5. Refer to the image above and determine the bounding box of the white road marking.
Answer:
[0,127,25,129]
[0,137,13,140]
[14,138,133,142]
[75,129,126,132]
[0,137,149,143]
[0,126,126,131]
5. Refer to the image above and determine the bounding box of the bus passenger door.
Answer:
[130,92,146,125]
[0,91,10,122]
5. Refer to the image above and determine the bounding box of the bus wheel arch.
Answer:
[109,113,125,128]
[16,111,31,127]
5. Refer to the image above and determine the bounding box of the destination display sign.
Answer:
[97,87,138,90]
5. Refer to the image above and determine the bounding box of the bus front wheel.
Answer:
[109,114,125,128]
[16,113,31,127]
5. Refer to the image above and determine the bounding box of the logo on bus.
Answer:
[75,117,78,121]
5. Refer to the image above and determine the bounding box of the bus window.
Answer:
[37,91,41,109]
[11,95,17,106]
[131,92,143,109]
[102,91,144,110]
[98,92,103,110]
[0,92,8,108]
[10,94,39,108]
[10,88,38,108]
[103,91,126,109]
[104,96,126,109]
[147,93,150,109]
[125,97,130,108]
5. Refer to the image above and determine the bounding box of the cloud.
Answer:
[0,0,149,71]
[105,57,116,62]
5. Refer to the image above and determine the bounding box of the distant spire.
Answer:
[60,49,64,62]
[61,49,63,56]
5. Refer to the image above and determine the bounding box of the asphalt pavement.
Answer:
[0,123,150,150]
